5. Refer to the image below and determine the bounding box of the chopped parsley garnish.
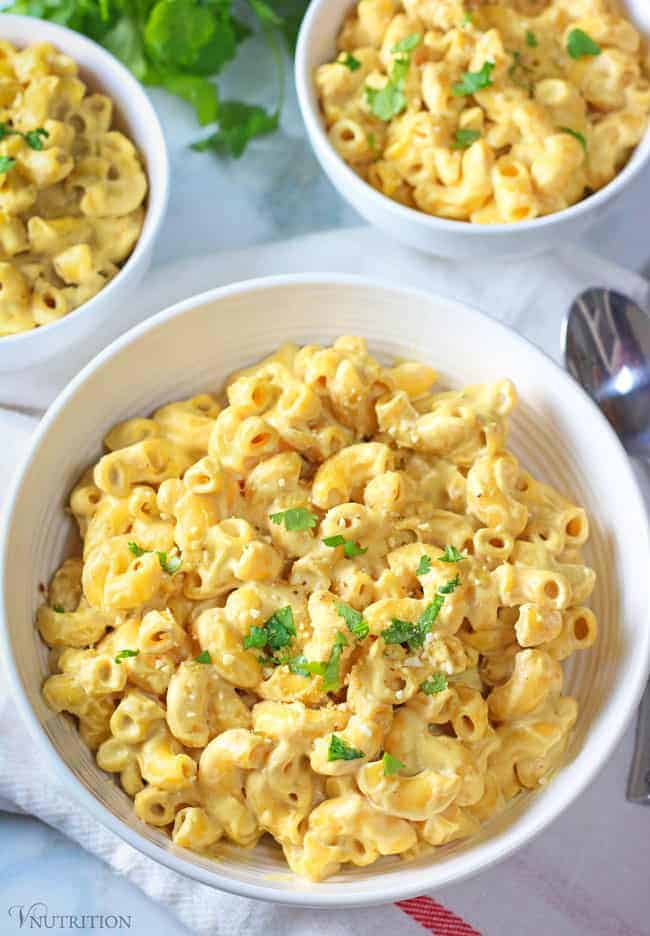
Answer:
[452,128,480,149]
[322,631,348,693]
[336,601,370,640]
[416,555,432,576]
[461,11,473,25]
[421,673,448,694]
[270,507,318,531]
[0,122,49,150]
[452,60,495,96]
[328,734,365,761]
[367,132,377,151]
[115,649,139,664]
[286,655,327,677]
[438,545,465,563]
[0,156,16,174]
[157,551,182,575]
[382,752,405,775]
[567,28,601,60]
[391,33,422,54]
[340,52,361,71]
[381,578,457,650]
[526,30,538,48]
[127,541,181,574]
[438,574,461,594]
[559,126,587,152]
[323,534,367,558]
[52,605,65,614]
[195,650,212,663]
[366,33,421,120]
[244,605,296,654]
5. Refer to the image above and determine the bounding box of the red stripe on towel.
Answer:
[396,896,481,935]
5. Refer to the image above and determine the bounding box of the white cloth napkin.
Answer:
[1,226,649,936]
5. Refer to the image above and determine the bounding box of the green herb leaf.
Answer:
[567,28,601,60]
[244,626,269,650]
[195,650,212,663]
[559,126,588,152]
[115,648,140,664]
[526,30,538,48]
[52,605,65,614]
[452,60,495,96]
[416,555,432,576]
[0,156,16,174]
[438,574,461,594]
[421,673,448,694]
[157,551,182,574]
[286,655,327,677]
[270,507,318,531]
[191,100,279,158]
[340,52,361,71]
[382,752,405,775]
[24,127,49,150]
[323,534,367,558]
[127,541,146,557]
[336,601,370,640]
[382,618,418,646]
[327,733,365,761]
[438,545,465,563]
[391,33,421,54]
[367,132,377,151]
[366,82,407,121]
[156,72,219,126]
[265,605,297,651]
[461,11,473,25]
[452,128,480,149]
[322,631,348,693]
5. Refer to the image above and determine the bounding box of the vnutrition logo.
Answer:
[7,902,133,930]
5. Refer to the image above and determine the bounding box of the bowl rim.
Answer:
[0,13,170,346]
[294,0,650,237]
[1,272,649,906]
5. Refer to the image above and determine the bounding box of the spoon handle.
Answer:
[627,679,650,803]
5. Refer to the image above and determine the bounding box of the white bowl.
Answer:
[295,0,650,260]
[1,275,648,905]
[0,15,169,372]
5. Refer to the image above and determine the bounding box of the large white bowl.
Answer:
[0,15,169,372]
[1,275,649,906]
[295,0,650,260]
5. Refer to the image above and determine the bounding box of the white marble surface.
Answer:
[2,31,650,936]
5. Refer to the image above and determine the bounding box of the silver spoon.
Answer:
[563,287,650,804]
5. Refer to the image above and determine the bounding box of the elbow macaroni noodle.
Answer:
[39,337,597,881]
[0,41,147,335]
[315,0,650,223]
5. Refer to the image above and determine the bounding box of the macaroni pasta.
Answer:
[0,41,147,334]
[315,0,650,223]
[39,337,597,881]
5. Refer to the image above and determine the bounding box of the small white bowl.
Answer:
[0,15,169,372]
[295,0,650,260]
[1,275,649,905]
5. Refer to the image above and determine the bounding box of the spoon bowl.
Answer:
[564,288,650,458]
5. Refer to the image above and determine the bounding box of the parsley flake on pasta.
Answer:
[438,545,465,563]
[195,650,212,663]
[245,605,297,654]
[115,649,139,664]
[416,555,432,576]
[336,601,370,640]
[340,52,361,71]
[323,535,367,558]
[567,28,601,59]
[526,30,538,48]
[270,507,318,531]
[452,60,495,96]
[328,735,365,761]
[157,552,182,575]
[421,673,449,695]
[0,156,15,174]
[322,631,348,693]
[382,752,405,776]
[286,655,328,677]
[452,129,480,149]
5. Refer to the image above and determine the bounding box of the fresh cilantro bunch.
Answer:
[5,0,309,157]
